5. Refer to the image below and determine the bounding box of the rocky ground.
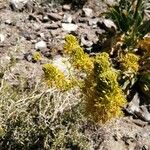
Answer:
[0,1,150,150]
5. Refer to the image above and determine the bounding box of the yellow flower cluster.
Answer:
[42,64,74,90]
[64,34,93,72]
[83,52,127,123]
[120,53,139,73]
[42,35,127,123]
[32,52,42,62]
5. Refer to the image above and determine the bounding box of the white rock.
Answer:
[139,106,150,122]
[39,33,45,39]
[126,93,140,114]
[5,19,12,25]
[35,40,47,50]
[9,0,29,9]
[43,15,49,22]
[62,4,71,10]
[103,19,117,29]
[128,103,140,114]
[62,23,78,32]
[88,18,99,26]
[62,14,72,23]
[0,34,5,43]
[48,13,62,21]
[33,23,41,31]
[83,8,93,17]
[144,34,150,39]
[81,36,93,47]
[52,55,71,76]
[105,0,117,6]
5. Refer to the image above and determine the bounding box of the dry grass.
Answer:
[0,59,105,149]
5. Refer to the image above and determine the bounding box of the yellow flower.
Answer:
[83,52,126,123]
[120,53,139,73]
[42,63,76,90]
[64,34,93,73]
[32,52,42,62]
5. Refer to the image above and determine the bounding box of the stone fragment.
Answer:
[82,8,93,17]
[103,19,117,29]
[0,34,5,43]
[95,29,105,36]
[41,49,52,58]
[62,14,72,23]
[62,4,71,11]
[33,23,41,31]
[24,53,32,62]
[88,18,99,26]
[78,17,88,23]
[50,28,62,37]
[132,119,148,127]
[136,106,150,123]
[35,40,47,50]
[39,33,45,39]
[42,15,49,22]
[62,23,78,32]
[81,34,93,47]
[97,19,117,33]
[126,93,140,115]
[48,13,62,21]
[20,30,31,40]
[9,0,29,10]
[45,23,60,29]
[126,92,150,122]
[5,19,13,25]
[105,0,117,6]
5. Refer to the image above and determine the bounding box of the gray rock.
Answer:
[42,15,49,22]
[20,30,31,40]
[142,145,149,150]
[95,29,105,36]
[5,19,13,25]
[48,13,62,21]
[50,28,62,37]
[78,17,88,23]
[77,23,89,29]
[82,8,93,17]
[39,33,45,39]
[41,49,52,58]
[85,47,92,53]
[136,106,150,123]
[87,32,98,43]
[126,93,150,122]
[105,0,117,6]
[103,19,117,29]
[24,53,32,62]
[88,18,99,26]
[62,4,71,11]
[98,19,117,33]
[9,0,29,10]
[62,23,78,32]
[35,40,47,50]
[33,23,41,31]
[126,93,140,115]
[81,34,93,47]
[62,14,72,23]
[45,23,60,29]
[132,119,148,127]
